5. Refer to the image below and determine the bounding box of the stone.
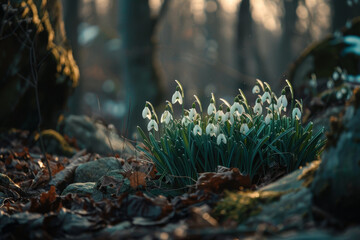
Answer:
[59,115,136,156]
[215,161,320,227]
[312,103,360,222]
[61,182,104,201]
[74,157,123,183]
[61,182,96,196]
[95,170,131,195]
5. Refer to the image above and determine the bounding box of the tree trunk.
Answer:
[63,0,81,114]
[118,0,167,133]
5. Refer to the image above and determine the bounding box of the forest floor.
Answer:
[0,126,359,240]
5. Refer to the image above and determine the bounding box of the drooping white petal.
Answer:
[292,108,302,120]
[252,85,260,94]
[222,112,229,123]
[215,110,224,122]
[253,103,262,115]
[206,123,217,137]
[172,91,183,105]
[142,106,151,119]
[161,110,173,124]
[207,103,216,115]
[217,133,227,145]
[230,102,244,115]
[261,91,271,104]
[189,108,197,121]
[265,113,273,124]
[181,116,191,126]
[193,125,202,135]
[240,123,249,135]
[147,119,159,131]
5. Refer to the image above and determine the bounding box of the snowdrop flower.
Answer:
[240,123,249,135]
[252,85,260,94]
[292,107,302,120]
[253,99,262,115]
[265,111,273,125]
[277,90,288,112]
[189,105,197,121]
[261,91,271,104]
[217,133,227,145]
[230,101,245,115]
[207,101,216,115]
[206,123,217,137]
[327,79,334,89]
[222,111,229,123]
[160,110,173,124]
[229,112,241,125]
[332,71,340,81]
[147,119,159,131]
[193,124,202,136]
[181,116,191,126]
[215,107,224,122]
[172,89,183,105]
[142,105,151,119]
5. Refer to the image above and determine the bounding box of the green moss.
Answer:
[213,190,284,223]
[297,160,321,188]
[36,129,76,157]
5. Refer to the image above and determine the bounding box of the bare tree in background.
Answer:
[278,0,299,81]
[119,0,169,133]
[63,0,80,114]
[236,0,268,86]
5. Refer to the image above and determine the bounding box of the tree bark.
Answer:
[118,0,167,133]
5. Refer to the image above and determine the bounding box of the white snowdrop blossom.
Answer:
[189,108,197,121]
[292,107,302,120]
[207,103,216,115]
[142,106,151,120]
[230,102,245,115]
[332,71,340,80]
[269,103,277,114]
[181,116,191,126]
[265,113,273,125]
[172,91,183,105]
[240,123,249,135]
[217,133,227,145]
[193,124,202,136]
[252,85,260,94]
[229,112,240,125]
[147,119,159,131]
[277,95,288,112]
[222,112,229,123]
[160,110,173,124]
[206,123,217,137]
[253,102,262,115]
[215,110,224,122]
[261,91,271,104]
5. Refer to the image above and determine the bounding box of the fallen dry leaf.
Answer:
[196,166,251,193]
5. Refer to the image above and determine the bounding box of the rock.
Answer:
[95,170,131,196]
[0,1,79,131]
[74,157,123,183]
[61,182,104,201]
[215,161,320,227]
[59,115,136,156]
[312,101,360,222]
[62,182,96,196]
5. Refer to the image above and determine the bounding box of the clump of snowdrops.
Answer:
[137,80,326,189]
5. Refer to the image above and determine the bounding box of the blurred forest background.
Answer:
[61,0,360,133]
